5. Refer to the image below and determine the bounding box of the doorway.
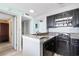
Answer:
[22,20,30,35]
[0,19,13,53]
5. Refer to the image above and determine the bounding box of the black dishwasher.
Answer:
[43,37,56,56]
[56,34,71,56]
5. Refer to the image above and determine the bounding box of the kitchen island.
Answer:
[22,34,57,56]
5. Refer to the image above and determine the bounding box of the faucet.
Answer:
[36,30,40,36]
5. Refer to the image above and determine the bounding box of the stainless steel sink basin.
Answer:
[40,37,49,39]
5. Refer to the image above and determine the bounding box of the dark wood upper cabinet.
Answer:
[47,15,56,28]
[47,8,79,28]
[72,9,79,27]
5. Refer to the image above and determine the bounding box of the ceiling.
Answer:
[0,3,77,17]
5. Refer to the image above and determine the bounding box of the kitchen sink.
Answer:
[36,35,49,39]
[39,36,49,39]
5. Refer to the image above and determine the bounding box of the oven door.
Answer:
[56,39,70,56]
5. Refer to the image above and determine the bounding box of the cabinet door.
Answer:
[47,16,55,28]
[23,36,40,56]
[71,44,79,56]
[71,39,79,56]
[72,9,79,27]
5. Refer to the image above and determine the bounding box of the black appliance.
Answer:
[43,37,56,56]
[55,34,71,56]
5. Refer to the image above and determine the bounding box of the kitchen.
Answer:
[22,4,79,56]
[0,3,79,56]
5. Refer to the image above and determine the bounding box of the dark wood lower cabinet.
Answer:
[55,35,79,56]
[70,39,79,56]
[43,34,79,56]
[55,34,79,56]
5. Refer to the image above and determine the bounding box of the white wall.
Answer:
[12,15,22,51]
[32,15,47,33]
[30,19,39,34]
[21,16,35,34]
[38,17,47,33]
[12,16,17,50]
[23,20,30,34]
[16,16,22,51]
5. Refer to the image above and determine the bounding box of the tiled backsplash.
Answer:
[48,27,79,39]
[49,27,79,33]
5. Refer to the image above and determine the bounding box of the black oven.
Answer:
[55,34,71,56]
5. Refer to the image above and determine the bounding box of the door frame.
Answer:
[0,18,18,50]
[0,11,22,51]
[0,19,12,43]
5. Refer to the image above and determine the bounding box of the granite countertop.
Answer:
[22,34,42,39]
[22,33,79,43]
[23,34,56,39]
[22,34,57,42]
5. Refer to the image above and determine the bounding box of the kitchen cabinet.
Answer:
[55,11,73,27]
[22,35,41,56]
[47,15,55,28]
[70,39,79,56]
[47,8,79,28]
[53,33,79,56]
[72,9,79,27]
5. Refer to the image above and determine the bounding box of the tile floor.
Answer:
[0,42,23,56]
[0,48,23,56]
[0,42,61,56]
